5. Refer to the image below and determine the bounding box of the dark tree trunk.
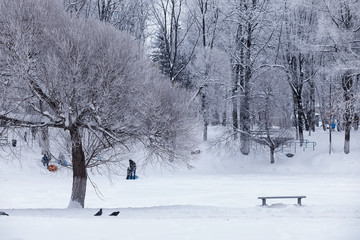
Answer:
[287,52,307,146]
[342,73,353,154]
[39,126,50,155]
[201,92,209,141]
[222,87,227,126]
[344,119,351,154]
[68,127,87,208]
[292,93,299,139]
[240,90,250,155]
[296,92,305,146]
[221,111,227,126]
[240,22,251,155]
[231,58,239,140]
[265,88,275,164]
[270,145,275,164]
[232,21,244,141]
[353,114,359,131]
[308,77,316,134]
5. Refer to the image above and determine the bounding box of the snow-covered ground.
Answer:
[1,128,360,240]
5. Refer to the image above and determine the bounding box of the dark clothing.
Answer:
[129,160,136,170]
[127,160,136,180]
[41,155,50,167]
[126,167,131,180]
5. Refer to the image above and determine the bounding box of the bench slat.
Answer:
[258,196,306,199]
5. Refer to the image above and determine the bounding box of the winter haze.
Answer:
[0,0,359,239]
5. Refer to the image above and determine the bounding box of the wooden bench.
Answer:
[258,196,306,206]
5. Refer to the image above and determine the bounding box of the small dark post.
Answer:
[297,198,302,206]
[262,198,266,206]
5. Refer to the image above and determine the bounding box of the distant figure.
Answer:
[127,159,136,180]
[57,154,67,166]
[31,127,37,140]
[109,211,120,216]
[0,211,9,216]
[41,154,50,167]
[24,131,27,142]
[94,208,102,216]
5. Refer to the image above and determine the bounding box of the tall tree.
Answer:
[224,0,271,155]
[341,72,356,153]
[322,0,360,153]
[280,0,319,146]
[150,0,198,86]
[189,0,221,141]
[0,0,196,208]
[64,0,150,42]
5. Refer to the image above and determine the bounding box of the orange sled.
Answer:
[48,165,58,172]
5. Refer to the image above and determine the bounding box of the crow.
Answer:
[94,208,102,216]
[109,211,120,216]
[0,211,9,216]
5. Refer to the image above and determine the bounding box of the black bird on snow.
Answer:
[109,211,120,216]
[94,208,102,216]
[0,211,9,216]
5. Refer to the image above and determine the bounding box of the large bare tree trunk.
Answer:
[201,92,209,141]
[342,72,353,154]
[296,92,305,146]
[344,121,351,154]
[39,126,50,156]
[307,74,316,135]
[68,127,87,208]
[240,22,252,155]
[269,145,275,164]
[231,58,239,140]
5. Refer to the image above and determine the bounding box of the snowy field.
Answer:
[1,128,360,240]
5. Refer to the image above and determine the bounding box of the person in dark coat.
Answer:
[41,154,50,167]
[128,159,136,180]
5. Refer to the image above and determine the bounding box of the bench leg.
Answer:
[297,198,302,206]
[262,199,266,206]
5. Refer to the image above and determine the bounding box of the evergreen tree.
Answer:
[151,32,192,88]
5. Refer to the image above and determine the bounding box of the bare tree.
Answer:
[150,0,199,86]
[223,0,272,155]
[279,0,319,146]
[322,0,360,153]
[63,0,150,43]
[187,0,221,141]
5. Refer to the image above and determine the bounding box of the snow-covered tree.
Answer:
[0,0,196,208]
[64,0,150,42]
[222,0,273,155]
[278,0,320,146]
[321,0,360,153]
[186,0,222,141]
[149,0,198,86]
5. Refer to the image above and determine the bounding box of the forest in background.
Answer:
[66,0,360,154]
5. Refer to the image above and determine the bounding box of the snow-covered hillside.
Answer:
[1,128,360,240]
